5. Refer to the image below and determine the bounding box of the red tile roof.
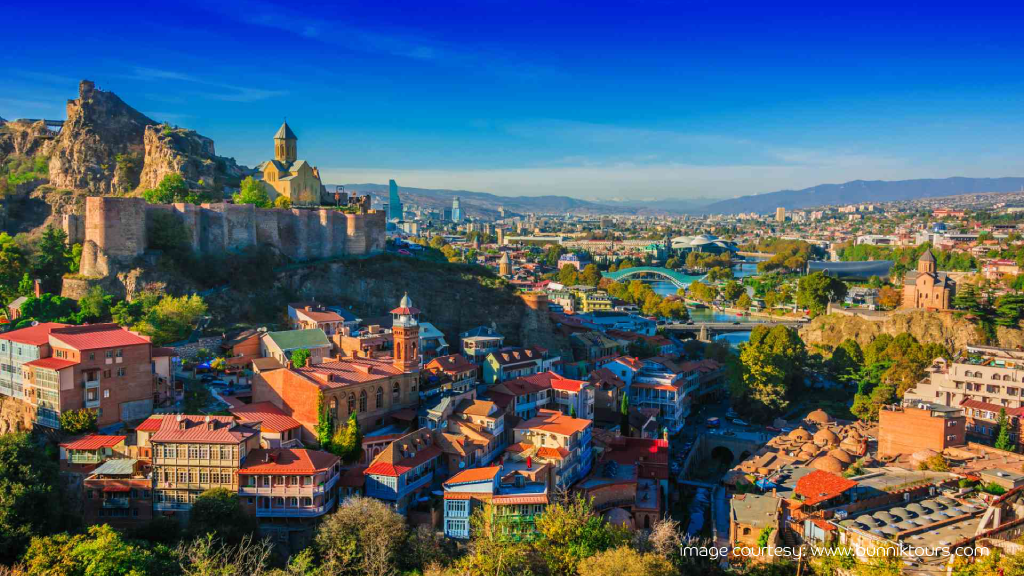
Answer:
[1,322,69,346]
[515,409,591,437]
[961,398,1024,417]
[150,415,257,444]
[229,402,301,433]
[238,449,339,475]
[794,470,858,506]
[601,437,670,467]
[608,356,642,371]
[23,357,77,370]
[61,435,126,451]
[426,353,477,375]
[491,494,549,505]
[445,465,501,485]
[536,446,570,460]
[490,346,546,367]
[294,357,404,388]
[49,324,151,351]
[364,429,443,477]
[136,416,164,432]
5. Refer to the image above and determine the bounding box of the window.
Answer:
[117,368,126,377]
[106,351,113,359]
[116,349,123,358]
[359,390,367,412]
[103,389,109,398]
[348,393,356,413]
[89,352,95,361]
[376,387,383,409]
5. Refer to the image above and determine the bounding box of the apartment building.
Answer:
[459,326,506,364]
[0,323,67,422]
[878,403,966,458]
[512,409,593,489]
[238,448,341,550]
[905,345,1024,411]
[442,464,550,539]
[483,346,556,385]
[628,357,699,433]
[287,302,347,336]
[423,353,478,397]
[83,458,153,529]
[489,374,553,420]
[145,414,260,520]
[364,428,442,514]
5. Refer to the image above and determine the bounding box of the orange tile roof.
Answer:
[426,353,477,374]
[364,428,443,477]
[536,446,569,460]
[445,465,501,485]
[229,402,301,433]
[150,415,257,444]
[295,357,405,388]
[136,416,164,432]
[506,442,532,453]
[50,324,151,351]
[24,357,77,370]
[61,434,126,451]
[492,494,549,505]
[794,470,858,506]
[515,409,591,437]
[238,449,339,475]
[1,322,69,346]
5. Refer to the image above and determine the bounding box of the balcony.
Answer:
[240,475,337,498]
[102,497,130,509]
[84,398,101,409]
[255,496,336,518]
[69,453,103,464]
[83,379,100,389]
[0,384,12,396]
[154,501,191,511]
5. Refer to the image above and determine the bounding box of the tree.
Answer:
[22,524,175,576]
[274,195,291,209]
[58,408,97,435]
[17,294,78,324]
[729,325,807,421]
[534,494,629,576]
[720,281,744,302]
[877,286,902,309]
[188,488,257,545]
[736,293,752,310]
[177,533,274,576]
[233,176,272,208]
[34,226,72,294]
[0,433,63,563]
[558,264,579,286]
[331,411,363,463]
[142,173,192,204]
[577,547,675,576]
[77,285,112,322]
[996,408,1015,451]
[290,348,312,368]
[707,266,733,282]
[315,391,333,451]
[133,294,207,345]
[995,292,1024,327]
[620,394,630,436]
[580,264,602,286]
[796,271,848,315]
[0,234,28,305]
[315,496,407,576]
[828,339,864,382]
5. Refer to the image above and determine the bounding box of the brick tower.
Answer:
[391,293,420,372]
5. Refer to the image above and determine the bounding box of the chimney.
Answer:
[33,278,41,298]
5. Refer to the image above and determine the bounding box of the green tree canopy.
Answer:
[0,433,64,563]
[232,176,272,208]
[796,271,848,315]
[188,487,256,545]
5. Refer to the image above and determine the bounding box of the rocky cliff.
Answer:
[0,119,56,160]
[799,310,1024,352]
[138,125,247,191]
[47,80,156,194]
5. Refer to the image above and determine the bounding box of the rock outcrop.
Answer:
[799,310,1023,352]
[48,80,157,194]
[138,125,246,191]
[0,119,56,161]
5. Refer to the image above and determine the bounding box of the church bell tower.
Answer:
[274,121,297,163]
[391,293,421,372]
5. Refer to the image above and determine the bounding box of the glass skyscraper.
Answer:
[388,179,403,221]
[452,196,462,223]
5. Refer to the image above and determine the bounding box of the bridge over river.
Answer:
[602,266,698,288]
[664,320,805,334]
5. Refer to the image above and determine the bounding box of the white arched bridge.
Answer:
[603,266,696,288]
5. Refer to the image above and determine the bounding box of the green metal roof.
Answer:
[90,458,137,476]
[264,329,330,352]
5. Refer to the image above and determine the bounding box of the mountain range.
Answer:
[338,176,1024,217]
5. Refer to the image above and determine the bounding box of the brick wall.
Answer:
[877,407,965,458]
[57,342,154,428]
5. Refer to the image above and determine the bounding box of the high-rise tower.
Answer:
[452,196,462,223]
[388,179,403,222]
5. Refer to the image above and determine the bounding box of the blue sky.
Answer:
[4,0,1024,200]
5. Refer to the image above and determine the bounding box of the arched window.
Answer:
[348,393,356,414]
[287,496,298,507]
[742,527,750,535]
[359,390,367,412]
[1004,375,1012,381]
[330,398,338,419]
[376,387,383,409]
[995,374,1002,380]
[393,382,401,403]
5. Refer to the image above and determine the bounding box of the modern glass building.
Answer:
[388,179,403,221]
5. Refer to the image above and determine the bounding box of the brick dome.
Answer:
[810,455,845,474]
[806,409,832,425]
[814,429,840,446]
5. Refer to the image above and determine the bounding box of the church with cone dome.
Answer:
[255,121,326,207]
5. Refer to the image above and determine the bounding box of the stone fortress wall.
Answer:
[70,196,386,278]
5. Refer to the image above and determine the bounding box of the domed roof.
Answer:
[800,442,819,454]
[788,428,812,441]
[845,428,863,440]
[604,507,634,529]
[840,437,863,452]
[911,448,939,463]
[399,293,413,308]
[806,409,832,425]
[798,451,816,460]
[810,455,845,474]
[828,448,855,464]
[814,429,840,446]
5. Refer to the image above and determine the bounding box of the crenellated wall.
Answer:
[78,196,386,278]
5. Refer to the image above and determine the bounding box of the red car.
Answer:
[398,249,411,256]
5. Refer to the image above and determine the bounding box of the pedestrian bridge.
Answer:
[603,266,696,288]
[664,320,804,334]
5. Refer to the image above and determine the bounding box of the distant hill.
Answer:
[696,177,1024,215]
[334,183,713,217]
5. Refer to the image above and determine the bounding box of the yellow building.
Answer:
[579,291,613,313]
[256,122,325,206]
